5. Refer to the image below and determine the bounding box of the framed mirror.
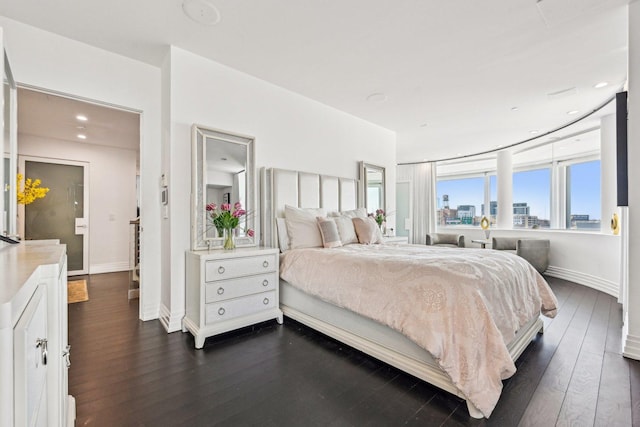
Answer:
[191,125,256,250]
[360,161,385,214]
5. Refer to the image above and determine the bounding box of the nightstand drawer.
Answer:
[205,254,277,282]
[205,290,277,324]
[205,273,277,303]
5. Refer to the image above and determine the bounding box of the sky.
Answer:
[437,160,601,221]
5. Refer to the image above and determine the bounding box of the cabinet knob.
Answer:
[263,298,270,305]
[36,338,48,366]
[262,279,269,287]
[218,266,225,274]
[218,307,226,316]
[217,287,225,295]
[262,260,269,268]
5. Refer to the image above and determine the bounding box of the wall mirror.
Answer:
[191,125,255,250]
[360,161,385,214]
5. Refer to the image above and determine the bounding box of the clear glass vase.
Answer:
[223,228,235,250]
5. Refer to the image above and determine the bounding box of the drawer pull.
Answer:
[217,287,225,295]
[263,298,270,305]
[262,260,269,268]
[262,279,269,287]
[36,338,48,365]
[218,307,226,316]
[218,266,225,274]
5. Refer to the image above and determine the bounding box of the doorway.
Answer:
[17,87,141,291]
[20,157,89,275]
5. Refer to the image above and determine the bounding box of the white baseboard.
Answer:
[622,321,640,360]
[140,304,159,321]
[89,261,130,275]
[545,265,618,299]
[159,303,184,333]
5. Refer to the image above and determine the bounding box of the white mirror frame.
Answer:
[359,161,386,214]
[2,49,18,239]
[191,124,256,250]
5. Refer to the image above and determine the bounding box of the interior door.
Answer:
[19,157,89,275]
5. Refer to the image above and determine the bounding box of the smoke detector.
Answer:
[183,0,221,26]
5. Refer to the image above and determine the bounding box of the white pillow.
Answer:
[276,218,290,252]
[333,216,358,245]
[329,207,367,218]
[285,205,326,249]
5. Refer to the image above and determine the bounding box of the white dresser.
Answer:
[184,247,283,349]
[0,241,74,427]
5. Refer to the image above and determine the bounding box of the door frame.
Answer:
[18,155,90,275]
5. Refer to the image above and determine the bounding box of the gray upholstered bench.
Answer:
[426,233,465,248]
[491,237,550,273]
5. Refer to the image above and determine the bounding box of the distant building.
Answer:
[457,205,475,224]
[513,202,530,215]
[481,201,497,217]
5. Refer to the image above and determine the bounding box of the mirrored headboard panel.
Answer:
[191,124,256,250]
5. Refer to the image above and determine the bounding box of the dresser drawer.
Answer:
[205,254,277,282]
[205,273,277,303]
[205,291,277,324]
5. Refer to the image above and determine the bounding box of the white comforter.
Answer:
[279,244,558,418]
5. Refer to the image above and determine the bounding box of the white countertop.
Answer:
[0,242,66,329]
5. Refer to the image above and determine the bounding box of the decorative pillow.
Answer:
[333,215,359,245]
[316,217,342,248]
[352,216,383,245]
[284,205,326,249]
[329,207,367,218]
[276,217,290,252]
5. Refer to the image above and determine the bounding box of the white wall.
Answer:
[160,46,396,331]
[19,135,137,273]
[0,17,162,320]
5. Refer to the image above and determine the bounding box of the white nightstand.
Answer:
[184,247,283,349]
[382,235,409,244]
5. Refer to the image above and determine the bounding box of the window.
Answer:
[437,177,484,226]
[567,160,601,230]
[512,168,551,228]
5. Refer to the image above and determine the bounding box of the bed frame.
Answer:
[260,167,543,419]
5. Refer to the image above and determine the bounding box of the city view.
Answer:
[436,161,601,230]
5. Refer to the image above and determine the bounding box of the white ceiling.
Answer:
[17,88,140,151]
[0,0,629,162]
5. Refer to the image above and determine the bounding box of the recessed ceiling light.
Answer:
[76,115,88,121]
[366,93,388,104]
[76,125,86,130]
[220,157,227,161]
[77,134,87,140]
[511,107,519,111]
[594,81,608,89]
[419,123,428,128]
[530,130,539,135]
[182,0,221,26]
[567,110,579,115]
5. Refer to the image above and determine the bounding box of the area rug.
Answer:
[68,279,89,303]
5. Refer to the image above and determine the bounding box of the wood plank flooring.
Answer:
[68,273,639,426]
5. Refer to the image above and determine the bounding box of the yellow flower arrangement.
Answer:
[17,173,49,205]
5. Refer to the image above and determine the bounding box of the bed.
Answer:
[260,167,558,419]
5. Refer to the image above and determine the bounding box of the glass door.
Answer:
[20,157,89,274]
[2,31,18,238]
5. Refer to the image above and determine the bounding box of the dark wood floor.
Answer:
[68,272,640,426]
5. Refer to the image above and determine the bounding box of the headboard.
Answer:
[260,168,360,249]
